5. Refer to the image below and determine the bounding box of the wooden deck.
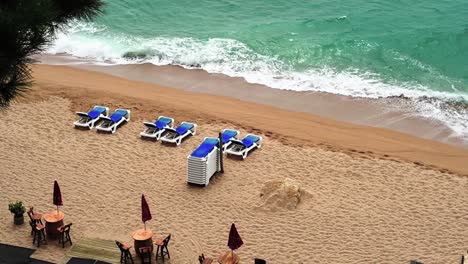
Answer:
[66,238,121,263]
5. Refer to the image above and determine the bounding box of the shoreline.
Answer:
[28,64,468,176]
[37,54,468,148]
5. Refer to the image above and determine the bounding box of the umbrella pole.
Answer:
[57,205,59,214]
[218,132,224,174]
[144,221,146,231]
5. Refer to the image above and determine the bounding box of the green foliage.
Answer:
[8,201,26,216]
[0,0,104,108]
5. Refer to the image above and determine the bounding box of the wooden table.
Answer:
[218,251,240,264]
[132,228,153,256]
[43,210,65,240]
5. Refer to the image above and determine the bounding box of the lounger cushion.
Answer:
[88,106,106,119]
[155,117,172,129]
[175,123,194,135]
[110,110,128,123]
[222,130,238,143]
[242,135,260,148]
[191,138,219,158]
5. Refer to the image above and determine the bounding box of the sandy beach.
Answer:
[1,64,468,263]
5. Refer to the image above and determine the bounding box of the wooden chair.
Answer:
[116,241,134,264]
[28,207,43,224]
[31,222,47,247]
[139,246,152,264]
[28,218,35,236]
[57,223,73,248]
[199,253,213,264]
[154,234,171,262]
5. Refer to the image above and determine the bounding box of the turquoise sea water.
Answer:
[48,0,468,137]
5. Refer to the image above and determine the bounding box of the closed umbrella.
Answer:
[141,194,152,230]
[227,223,243,251]
[53,180,63,214]
[218,132,224,173]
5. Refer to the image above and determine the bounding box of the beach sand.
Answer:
[0,65,468,263]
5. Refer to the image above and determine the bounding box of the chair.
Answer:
[74,105,109,129]
[57,223,73,248]
[224,134,263,159]
[255,259,267,264]
[31,222,47,247]
[116,241,134,264]
[160,122,197,146]
[27,208,42,236]
[140,116,174,140]
[199,253,213,264]
[96,109,131,134]
[154,234,171,261]
[139,246,152,264]
[28,207,43,224]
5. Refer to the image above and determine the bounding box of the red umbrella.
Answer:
[141,194,152,230]
[53,180,63,213]
[227,223,243,251]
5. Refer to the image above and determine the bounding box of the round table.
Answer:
[132,228,154,256]
[43,210,65,240]
[218,251,240,264]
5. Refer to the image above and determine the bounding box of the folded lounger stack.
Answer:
[187,137,221,186]
[160,122,197,146]
[224,134,263,159]
[96,109,131,134]
[73,105,109,129]
[140,116,174,140]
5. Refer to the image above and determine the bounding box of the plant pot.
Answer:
[13,214,24,225]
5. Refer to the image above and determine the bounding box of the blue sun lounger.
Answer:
[96,109,131,134]
[224,134,263,159]
[73,105,109,129]
[220,129,240,150]
[140,116,174,140]
[187,137,221,186]
[160,121,197,146]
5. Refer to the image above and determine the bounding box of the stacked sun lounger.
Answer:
[187,137,221,186]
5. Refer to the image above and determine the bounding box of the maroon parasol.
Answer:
[141,194,152,230]
[227,223,243,251]
[53,180,63,213]
[218,132,224,173]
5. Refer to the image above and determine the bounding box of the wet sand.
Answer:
[38,54,468,148]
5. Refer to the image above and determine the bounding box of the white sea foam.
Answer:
[46,22,468,139]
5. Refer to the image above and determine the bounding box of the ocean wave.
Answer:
[46,21,468,138]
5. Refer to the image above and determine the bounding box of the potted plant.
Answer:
[8,201,26,225]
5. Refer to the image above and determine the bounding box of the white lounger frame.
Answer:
[187,137,221,186]
[140,116,174,140]
[96,109,131,134]
[73,106,109,129]
[160,122,197,146]
[224,134,263,159]
[221,129,240,150]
